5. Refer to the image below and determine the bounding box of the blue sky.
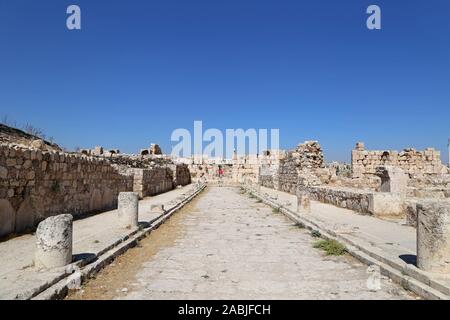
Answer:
[0,0,449,162]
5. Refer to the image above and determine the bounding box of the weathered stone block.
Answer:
[368,193,405,218]
[376,166,408,194]
[118,192,139,228]
[35,214,73,269]
[417,200,450,274]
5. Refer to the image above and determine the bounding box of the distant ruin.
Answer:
[352,142,446,177]
[1,121,449,242]
[184,140,449,223]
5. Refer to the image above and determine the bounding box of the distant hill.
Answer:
[0,123,62,151]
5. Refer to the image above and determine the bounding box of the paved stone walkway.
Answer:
[70,187,416,300]
[0,184,197,300]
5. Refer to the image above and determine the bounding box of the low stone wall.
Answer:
[410,188,450,199]
[171,164,191,187]
[0,143,134,238]
[259,165,277,190]
[260,174,275,189]
[128,167,173,198]
[307,186,405,218]
[277,160,298,194]
[307,186,372,214]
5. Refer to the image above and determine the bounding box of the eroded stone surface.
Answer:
[72,187,415,300]
[35,214,73,269]
[417,200,450,274]
[117,192,139,228]
[376,166,408,194]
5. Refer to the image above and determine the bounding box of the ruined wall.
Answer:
[0,143,134,238]
[274,141,326,194]
[126,167,173,198]
[0,143,194,238]
[231,160,260,185]
[352,144,446,178]
[259,165,277,189]
[277,159,298,194]
[171,164,191,187]
[307,186,372,214]
[120,164,192,199]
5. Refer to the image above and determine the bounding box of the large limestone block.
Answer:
[35,214,73,269]
[375,166,408,194]
[118,192,139,228]
[417,201,450,274]
[368,193,405,218]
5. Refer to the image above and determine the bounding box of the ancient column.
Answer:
[35,214,73,269]
[417,200,450,274]
[118,192,139,228]
[297,193,311,214]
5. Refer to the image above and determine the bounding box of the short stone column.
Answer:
[118,192,139,228]
[375,166,408,194]
[417,201,450,274]
[297,193,311,213]
[35,214,73,269]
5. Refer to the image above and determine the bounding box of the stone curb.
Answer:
[244,186,450,300]
[28,184,207,300]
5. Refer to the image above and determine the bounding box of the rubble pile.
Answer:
[290,141,324,170]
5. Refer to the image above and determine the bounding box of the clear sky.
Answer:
[0,0,449,163]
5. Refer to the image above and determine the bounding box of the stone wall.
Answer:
[268,141,328,194]
[307,185,406,218]
[352,143,446,178]
[0,143,193,238]
[0,143,134,238]
[260,165,277,190]
[171,164,191,187]
[307,186,372,214]
[129,163,191,199]
[277,159,298,194]
[127,167,173,198]
[231,158,260,185]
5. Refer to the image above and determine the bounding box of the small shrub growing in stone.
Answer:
[272,207,281,214]
[313,239,346,256]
